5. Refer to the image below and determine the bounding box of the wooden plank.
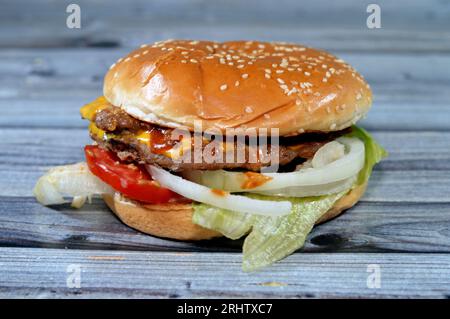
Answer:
[3,167,448,202]
[3,77,448,106]
[1,50,450,85]
[2,99,450,132]
[0,247,448,298]
[1,128,450,171]
[1,1,449,52]
[0,129,449,201]
[2,0,448,29]
[3,26,450,53]
[0,196,449,254]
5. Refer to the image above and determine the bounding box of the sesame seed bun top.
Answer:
[104,39,372,136]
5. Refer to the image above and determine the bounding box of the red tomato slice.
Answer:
[85,145,183,204]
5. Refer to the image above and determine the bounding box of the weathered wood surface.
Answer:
[1,0,449,298]
[1,50,449,103]
[1,197,449,254]
[0,248,449,298]
[1,0,450,52]
[1,129,450,201]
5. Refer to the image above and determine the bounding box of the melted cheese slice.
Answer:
[80,96,110,121]
[82,97,191,159]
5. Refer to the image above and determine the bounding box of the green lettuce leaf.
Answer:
[347,125,388,186]
[192,125,387,271]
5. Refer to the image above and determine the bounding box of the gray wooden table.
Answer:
[1,0,449,298]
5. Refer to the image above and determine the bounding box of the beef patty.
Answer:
[92,106,345,172]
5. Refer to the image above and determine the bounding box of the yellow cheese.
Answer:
[88,122,106,140]
[83,99,194,159]
[80,96,110,121]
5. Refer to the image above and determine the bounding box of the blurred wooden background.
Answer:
[0,0,449,298]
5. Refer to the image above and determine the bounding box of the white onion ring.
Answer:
[147,165,292,216]
[183,137,364,193]
[33,162,113,207]
[255,175,357,197]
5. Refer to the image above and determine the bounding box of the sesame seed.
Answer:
[330,123,337,130]
[356,93,362,100]
[124,57,131,62]
[181,60,187,63]
[265,74,271,79]
[298,128,305,133]
[264,69,271,74]
[142,50,149,55]
[304,72,310,76]
[287,88,298,96]
[295,99,301,106]
[190,59,198,63]
[181,51,189,55]
[140,44,148,48]
[277,78,285,84]
[220,84,228,91]
[237,64,244,69]
[322,78,328,82]
[133,54,140,58]
[235,81,240,87]
[264,113,271,119]
[242,73,249,79]
[245,106,253,113]
[276,70,284,74]
[109,63,116,70]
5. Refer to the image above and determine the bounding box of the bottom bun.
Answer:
[103,182,367,241]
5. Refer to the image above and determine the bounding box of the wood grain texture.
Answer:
[1,128,450,201]
[0,197,449,254]
[0,247,449,298]
[1,50,449,103]
[3,99,450,131]
[1,0,449,299]
[1,0,449,52]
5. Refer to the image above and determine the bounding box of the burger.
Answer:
[34,40,386,271]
